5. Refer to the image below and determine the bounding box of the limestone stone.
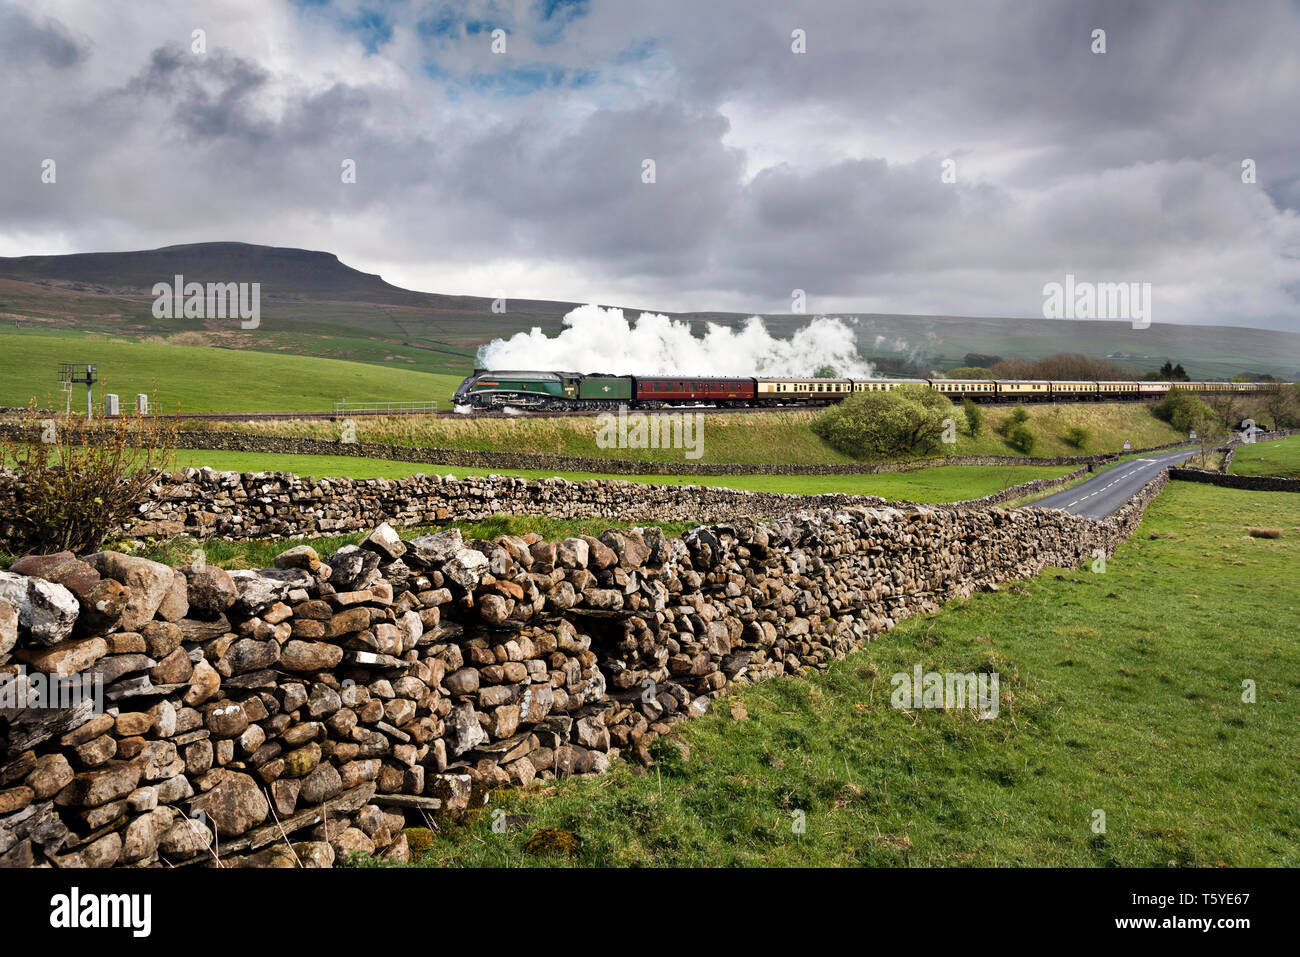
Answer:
[85,552,174,630]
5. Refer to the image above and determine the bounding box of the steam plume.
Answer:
[477,305,874,377]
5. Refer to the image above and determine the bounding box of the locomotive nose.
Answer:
[453,373,477,405]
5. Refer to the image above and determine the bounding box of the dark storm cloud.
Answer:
[0,5,86,69]
[0,0,1297,329]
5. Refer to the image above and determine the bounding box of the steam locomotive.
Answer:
[452,370,1282,412]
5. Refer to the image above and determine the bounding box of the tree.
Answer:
[943,366,996,379]
[1186,404,1229,468]
[813,364,839,378]
[812,385,953,459]
[991,353,1129,381]
[1160,361,1174,378]
[1172,363,1188,381]
[1264,383,1300,429]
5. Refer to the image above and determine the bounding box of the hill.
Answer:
[1,242,1297,380]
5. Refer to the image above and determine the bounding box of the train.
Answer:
[452,370,1284,412]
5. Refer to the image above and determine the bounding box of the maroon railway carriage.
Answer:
[633,376,756,407]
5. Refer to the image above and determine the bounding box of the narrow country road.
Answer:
[1025,448,1199,518]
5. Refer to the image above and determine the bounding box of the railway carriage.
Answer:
[849,378,930,393]
[1050,380,1100,401]
[995,380,1052,402]
[1138,380,1172,397]
[1097,381,1140,399]
[635,376,754,407]
[754,377,852,406]
[928,378,998,401]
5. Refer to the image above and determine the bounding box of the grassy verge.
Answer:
[168,448,1074,502]
[385,482,1299,867]
[1229,435,1300,478]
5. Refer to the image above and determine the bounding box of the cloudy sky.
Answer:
[2,0,1299,330]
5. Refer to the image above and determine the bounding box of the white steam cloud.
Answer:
[477,304,875,377]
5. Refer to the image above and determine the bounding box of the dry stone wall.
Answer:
[0,471,1168,868]
[3,463,1098,548]
[1169,468,1300,492]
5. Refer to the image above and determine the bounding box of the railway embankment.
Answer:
[128,427,1197,477]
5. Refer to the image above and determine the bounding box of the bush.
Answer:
[1064,425,1091,450]
[0,403,177,554]
[1152,387,1213,434]
[998,406,1030,436]
[1007,424,1037,454]
[962,397,983,438]
[812,386,952,459]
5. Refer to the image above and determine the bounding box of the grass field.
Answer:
[381,482,1299,867]
[181,401,1188,465]
[0,331,463,412]
[1228,435,1300,478]
[168,448,1074,502]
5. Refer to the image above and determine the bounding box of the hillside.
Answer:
[0,332,462,413]
[1,242,1298,380]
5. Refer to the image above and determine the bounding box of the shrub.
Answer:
[962,397,983,437]
[1152,387,1213,434]
[0,402,177,554]
[1007,423,1037,454]
[1064,425,1091,450]
[812,385,952,459]
[998,405,1030,436]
